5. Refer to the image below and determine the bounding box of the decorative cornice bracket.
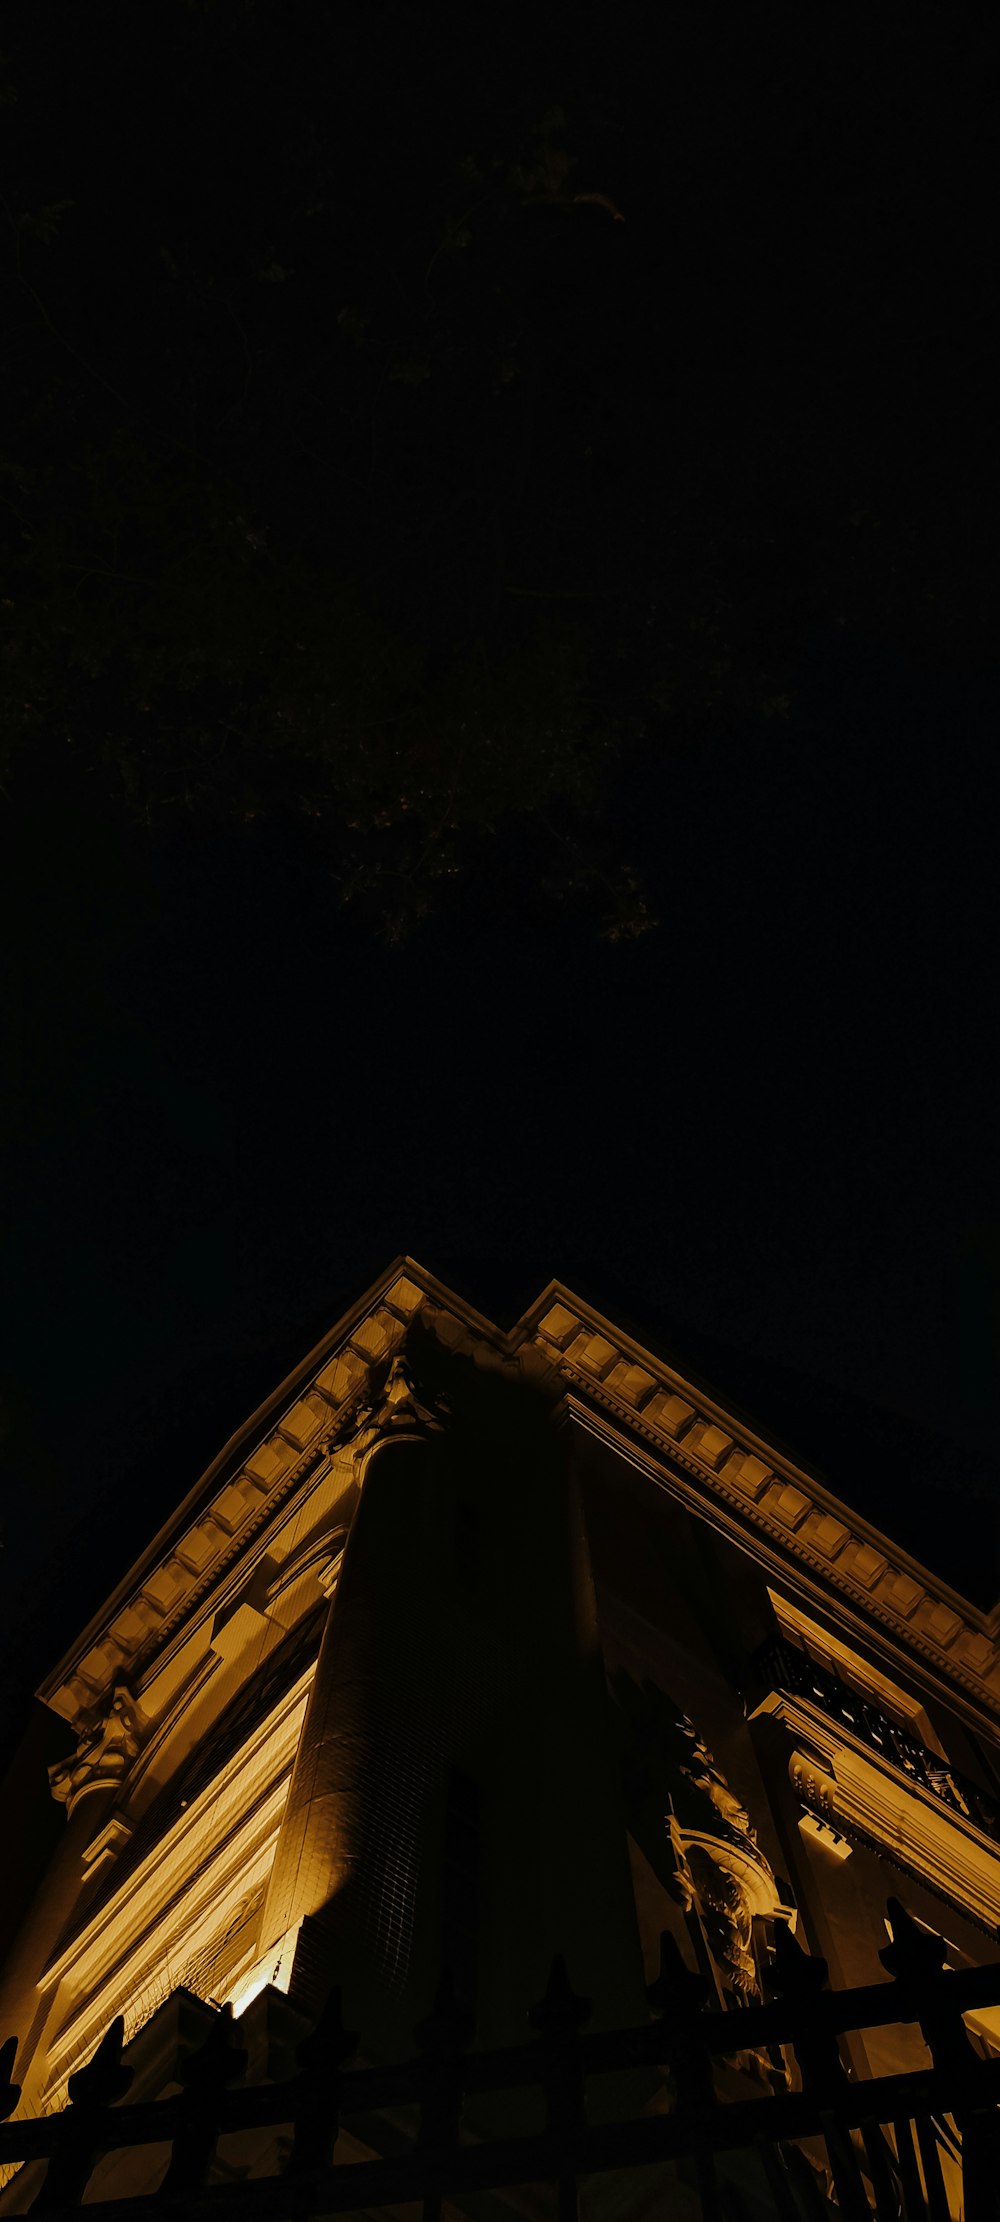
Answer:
[48,1687,147,1816]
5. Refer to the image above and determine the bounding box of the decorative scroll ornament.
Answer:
[48,1687,146,1815]
[611,1673,793,2007]
[350,1352,450,1466]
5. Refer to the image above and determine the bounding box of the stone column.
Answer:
[259,1333,645,2055]
[258,1355,453,2048]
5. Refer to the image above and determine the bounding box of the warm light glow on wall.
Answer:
[39,1674,315,2110]
[226,1922,302,2019]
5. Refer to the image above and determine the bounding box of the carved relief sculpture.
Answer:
[48,1688,145,1817]
[611,1672,791,2004]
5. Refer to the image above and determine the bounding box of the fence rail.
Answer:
[1,1897,998,2221]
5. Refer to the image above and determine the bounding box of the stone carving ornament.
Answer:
[48,1687,146,1815]
[610,1672,791,2004]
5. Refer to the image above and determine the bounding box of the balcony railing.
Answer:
[755,1637,1000,1847]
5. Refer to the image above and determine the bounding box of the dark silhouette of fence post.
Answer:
[881,1898,999,2222]
[158,2003,247,2198]
[647,1931,724,2222]
[529,1955,590,2222]
[3,1902,999,2221]
[414,1968,473,2222]
[891,2115,927,2222]
[957,2084,1000,2222]
[285,1984,358,2180]
[769,1922,870,2222]
[0,2036,21,2124]
[30,2016,132,2212]
[857,2113,901,2222]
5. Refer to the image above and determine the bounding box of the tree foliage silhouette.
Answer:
[1,7,993,934]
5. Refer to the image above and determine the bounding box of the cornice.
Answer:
[567,1401,1000,1746]
[36,1264,425,1726]
[36,1261,1000,1735]
[523,1287,1000,1721]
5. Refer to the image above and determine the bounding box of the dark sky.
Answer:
[2,6,998,1753]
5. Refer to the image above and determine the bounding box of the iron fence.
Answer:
[1,1897,998,2221]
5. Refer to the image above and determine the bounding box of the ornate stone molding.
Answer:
[525,1287,1000,1718]
[759,1688,1000,1935]
[48,1687,147,1815]
[36,1275,427,1728]
[611,1673,793,2007]
[35,1275,522,1731]
[36,1260,1000,1737]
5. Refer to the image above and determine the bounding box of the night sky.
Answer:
[2,7,998,1766]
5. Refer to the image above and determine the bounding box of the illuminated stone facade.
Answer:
[1,1259,998,2210]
